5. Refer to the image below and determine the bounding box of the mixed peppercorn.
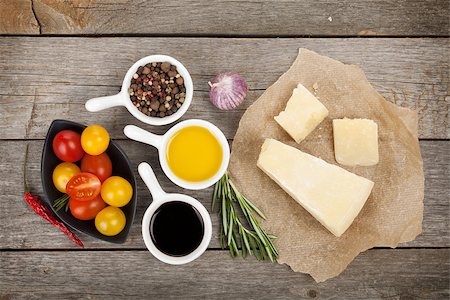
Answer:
[129,62,186,118]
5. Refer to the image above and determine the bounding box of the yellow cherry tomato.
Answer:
[52,162,81,193]
[101,176,133,207]
[95,206,126,236]
[81,125,110,155]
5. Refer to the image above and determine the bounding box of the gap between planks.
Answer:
[0,34,449,39]
[1,247,449,252]
[2,138,449,142]
[1,0,448,36]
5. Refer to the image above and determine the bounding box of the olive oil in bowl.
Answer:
[124,120,230,190]
[166,126,223,182]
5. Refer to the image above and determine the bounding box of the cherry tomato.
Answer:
[69,195,107,221]
[66,172,101,202]
[52,130,85,162]
[81,152,112,182]
[95,206,126,236]
[101,176,133,207]
[81,125,110,155]
[52,162,81,193]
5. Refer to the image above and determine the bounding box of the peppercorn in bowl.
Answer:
[85,55,193,126]
[129,61,188,118]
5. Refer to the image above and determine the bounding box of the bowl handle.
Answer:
[123,125,163,149]
[85,93,124,112]
[138,162,166,203]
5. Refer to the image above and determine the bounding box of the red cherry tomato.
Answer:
[52,130,85,162]
[69,195,107,221]
[80,152,113,182]
[66,173,101,202]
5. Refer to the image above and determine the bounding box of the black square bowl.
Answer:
[41,119,137,244]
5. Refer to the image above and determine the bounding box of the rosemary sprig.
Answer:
[212,172,278,261]
[53,194,70,212]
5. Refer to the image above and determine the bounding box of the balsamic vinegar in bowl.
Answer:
[150,201,204,257]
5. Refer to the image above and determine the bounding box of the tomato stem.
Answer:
[53,194,70,212]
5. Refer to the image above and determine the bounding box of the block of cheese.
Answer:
[333,118,379,166]
[274,83,328,143]
[257,138,374,237]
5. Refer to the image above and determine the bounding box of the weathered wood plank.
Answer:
[4,0,449,36]
[1,140,447,249]
[1,249,448,299]
[0,37,448,139]
[0,0,40,34]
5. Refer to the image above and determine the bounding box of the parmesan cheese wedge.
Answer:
[333,118,379,166]
[257,138,374,237]
[274,83,328,143]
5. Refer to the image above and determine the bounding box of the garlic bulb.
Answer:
[208,72,248,110]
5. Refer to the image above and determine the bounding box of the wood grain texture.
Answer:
[7,0,450,36]
[0,1,448,296]
[1,140,447,249]
[0,37,448,139]
[1,249,449,299]
[0,0,40,34]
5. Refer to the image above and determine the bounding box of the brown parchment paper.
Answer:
[229,49,424,282]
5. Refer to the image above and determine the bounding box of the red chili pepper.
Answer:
[23,145,84,248]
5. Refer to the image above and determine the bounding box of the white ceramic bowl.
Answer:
[85,55,193,126]
[124,119,230,190]
[138,163,212,265]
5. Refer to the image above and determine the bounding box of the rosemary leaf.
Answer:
[230,180,267,219]
[227,203,234,246]
[221,191,228,235]
[254,236,267,261]
[241,229,251,255]
[212,172,278,261]
[212,181,219,211]
[229,233,238,257]
[219,223,225,249]
[247,232,260,260]
[240,194,267,220]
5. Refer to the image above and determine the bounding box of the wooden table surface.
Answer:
[0,1,449,299]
